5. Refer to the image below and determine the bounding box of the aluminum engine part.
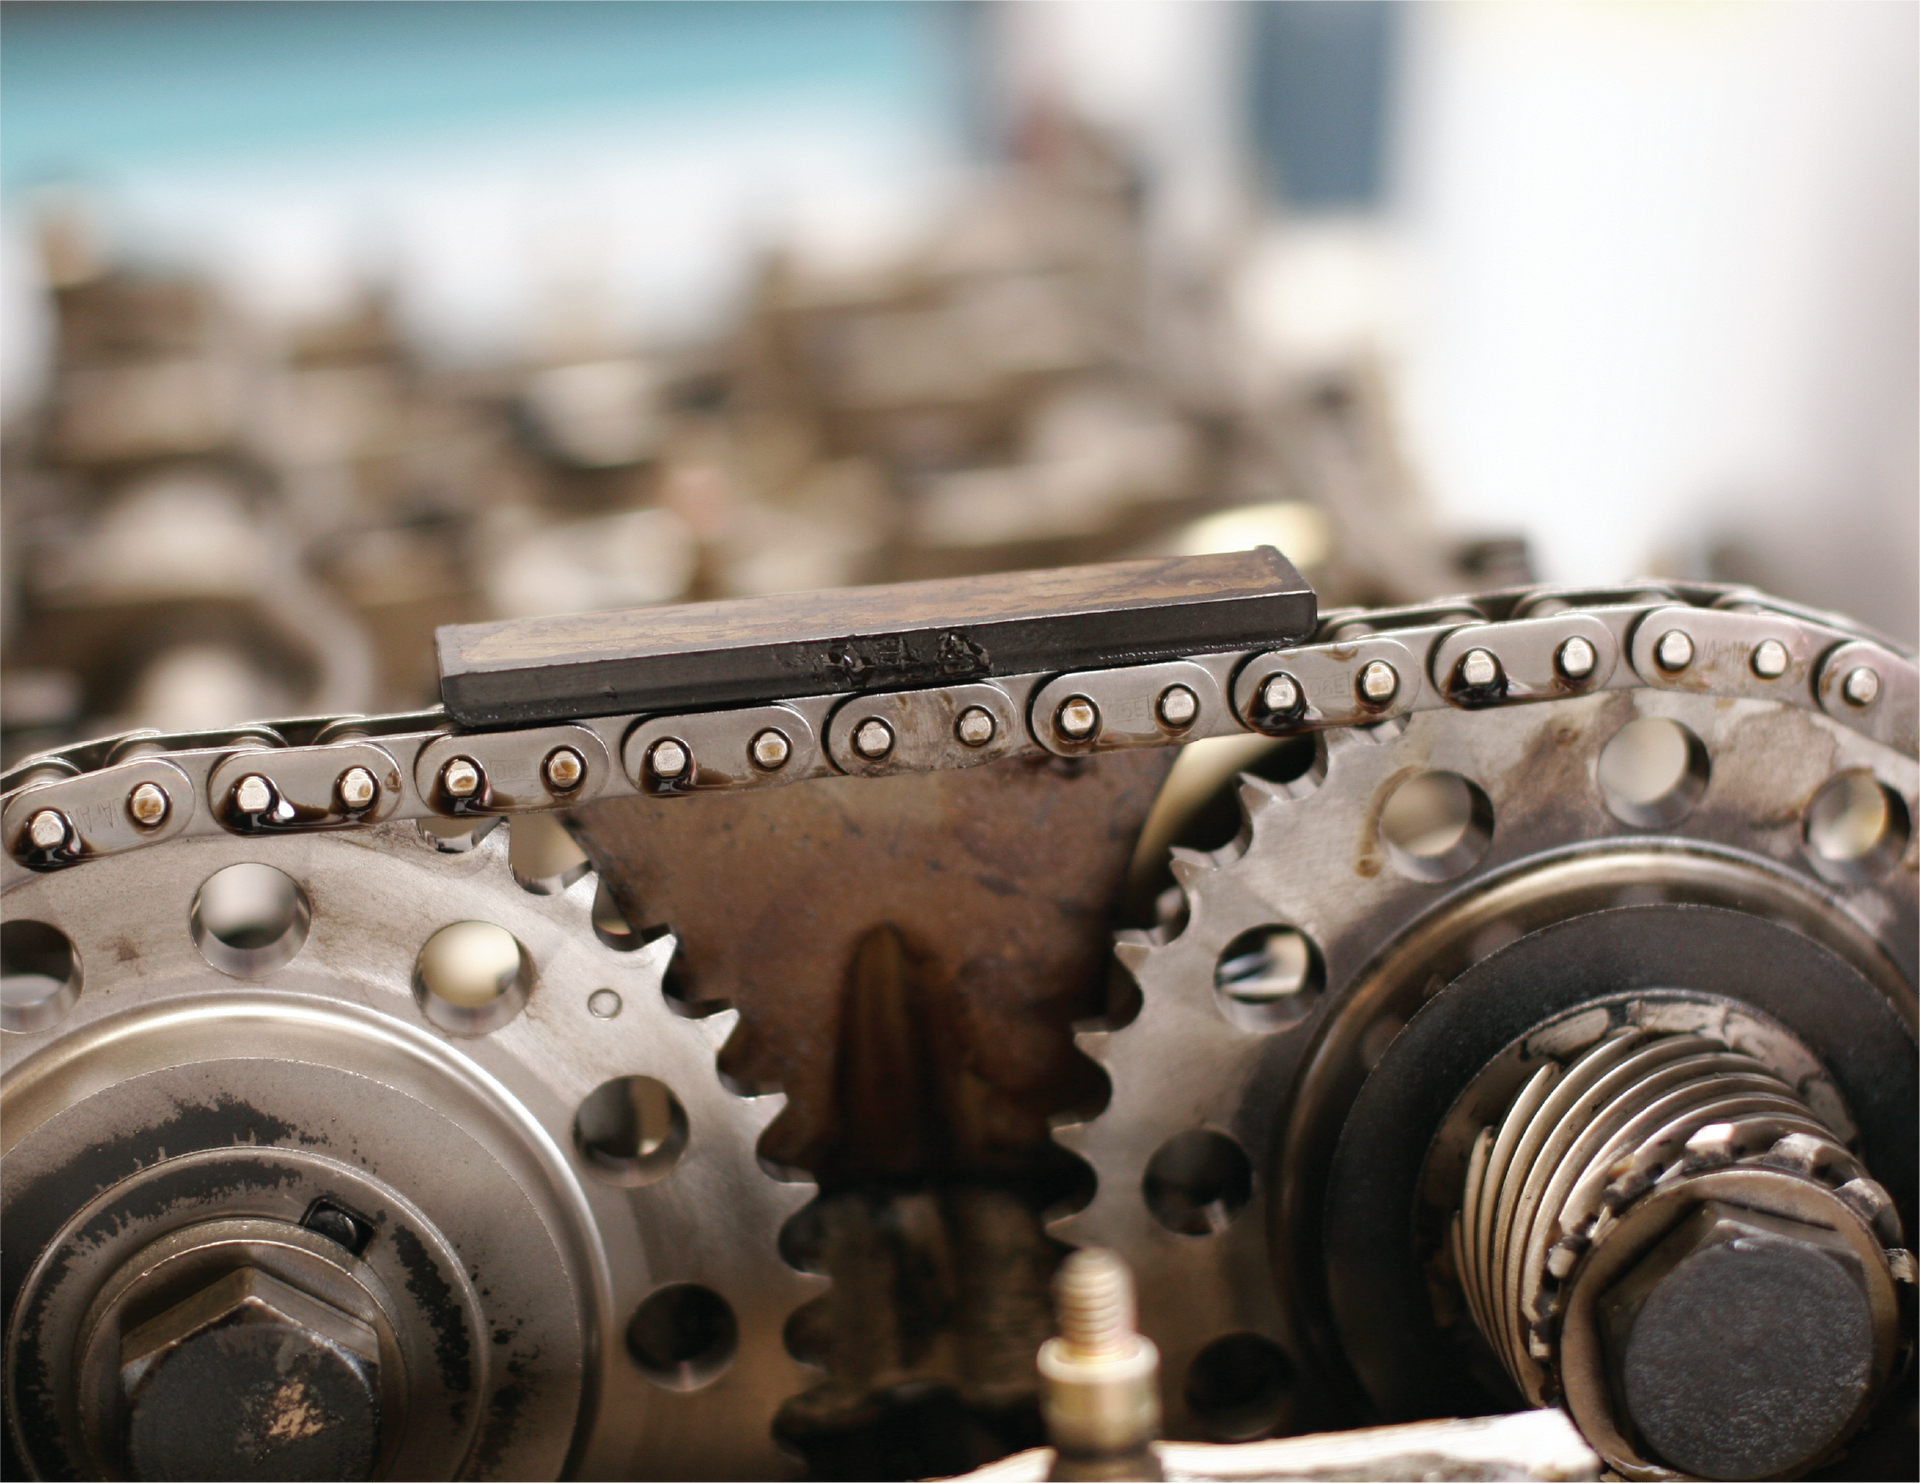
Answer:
[1,818,819,1480]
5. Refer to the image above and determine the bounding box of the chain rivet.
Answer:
[234,774,275,814]
[852,719,895,759]
[1458,648,1502,691]
[1356,660,1399,706]
[440,757,482,800]
[127,782,170,828]
[543,746,585,791]
[338,767,378,810]
[749,729,791,771]
[1157,684,1199,729]
[1259,672,1303,720]
[1556,636,1598,682]
[1842,666,1881,708]
[1749,639,1789,679]
[648,740,690,781]
[1055,696,1099,741]
[1655,630,1694,672]
[955,706,996,748]
[27,808,71,851]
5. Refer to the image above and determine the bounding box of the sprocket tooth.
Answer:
[1168,848,1212,888]
[1114,938,1154,974]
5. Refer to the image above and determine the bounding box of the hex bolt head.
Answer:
[120,1266,381,1482]
[1655,629,1695,672]
[1055,696,1099,741]
[1843,666,1881,708]
[1458,648,1502,691]
[749,729,791,771]
[337,767,378,811]
[1157,684,1199,729]
[1750,638,1790,679]
[26,808,70,851]
[1356,660,1399,706]
[543,746,585,791]
[649,739,690,781]
[1598,1200,1883,1481]
[852,718,895,759]
[1260,672,1303,720]
[440,757,482,800]
[1556,636,1598,681]
[127,782,170,829]
[954,706,996,748]
[233,774,275,815]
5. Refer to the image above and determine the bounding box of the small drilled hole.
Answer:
[1379,771,1492,882]
[413,921,530,1036]
[2,920,81,1032]
[191,863,310,978]
[1185,1332,1297,1441]
[627,1283,737,1391]
[1805,771,1910,885]
[1144,1128,1253,1236]
[509,814,592,894]
[573,1075,688,1186]
[1598,716,1709,828]
[1213,926,1323,1032]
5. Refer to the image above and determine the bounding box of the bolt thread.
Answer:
[1055,1247,1135,1358]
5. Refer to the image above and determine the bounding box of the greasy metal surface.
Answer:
[572,749,1172,1478]
[437,550,1314,726]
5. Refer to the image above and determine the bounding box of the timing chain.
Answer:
[5,579,1914,883]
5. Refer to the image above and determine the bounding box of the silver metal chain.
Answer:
[6,579,1914,887]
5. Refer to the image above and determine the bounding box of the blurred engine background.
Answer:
[2,0,1914,768]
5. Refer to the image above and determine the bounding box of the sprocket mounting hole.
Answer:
[1804,771,1910,885]
[1144,1128,1252,1236]
[627,1283,737,1391]
[1214,926,1323,1032]
[2,919,80,1032]
[1598,716,1708,828]
[574,1075,688,1186]
[191,863,310,978]
[413,920,530,1035]
[1379,771,1492,882]
[1185,1332,1296,1441]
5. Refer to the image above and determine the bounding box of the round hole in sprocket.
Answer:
[2,919,80,1032]
[573,1075,688,1186]
[192,863,311,978]
[1144,1128,1253,1236]
[627,1283,737,1391]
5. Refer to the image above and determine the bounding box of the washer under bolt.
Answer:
[1055,696,1099,741]
[1750,639,1790,679]
[1556,636,1598,681]
[1157,684,1199,729]
[1842,666,1881,708]
[750,729,791,771]
[649,740,690,781]
[955,706,996,748]
[1655,629,1695,672]
[1260,672,1303,719]
[127,782,170,828]
[852,719,895,760]
[1357,660,1399,706]
[543,746,585,791]
[440,757,483,800]
[234,774,275,815]
[26,809,70,851]
[337,767,378,810]
[1458,648,1502,690]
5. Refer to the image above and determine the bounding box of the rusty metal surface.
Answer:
[573,748,1172,1477]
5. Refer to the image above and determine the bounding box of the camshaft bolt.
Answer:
[543,746,585,791]
[955,706,996,748]
[127,782,170,828]
[440,757,482,800]
[337,767,378,810]
[1655,629,1694,672]
[649,740,690,781]
[1156,684,1198,729]
[1055,697,1099,741]
[1038,1248,1162,1479]
[1556,636,1598,681]
[27,809,70,851]
[1356,660,1399,706]
[853,719,895,760]
[234,774,275,815]
[1750,639,1789,679]
[1843,666,1881,708]
[750,729,791,771]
